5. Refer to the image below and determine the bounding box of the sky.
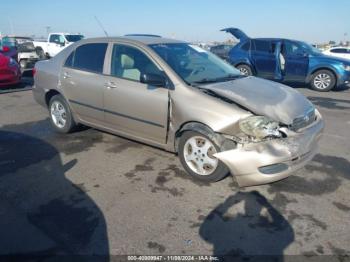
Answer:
[0,0,349,44]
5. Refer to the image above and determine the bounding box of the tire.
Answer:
[35,47,45,59]
[178,131,229,182]
[310,69,336,92]
[236,64,253,76]
[49,94,77,133]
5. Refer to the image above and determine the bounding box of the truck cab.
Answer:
[34,33,84,58]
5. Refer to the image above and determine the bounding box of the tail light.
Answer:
[32,67,37,76]
[2,46,10,52]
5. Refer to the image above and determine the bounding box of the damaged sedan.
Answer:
[32,36,324,187]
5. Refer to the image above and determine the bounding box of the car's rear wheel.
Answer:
[49,94,76,133]
[310,69,336,92]
[178,131,229,182]
[236,64,253,76]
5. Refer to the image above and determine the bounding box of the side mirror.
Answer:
[60,42,65,46]
[140,73,167,87]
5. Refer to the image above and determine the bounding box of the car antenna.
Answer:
[94,16,109,37]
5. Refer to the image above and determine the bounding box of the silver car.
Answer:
[32,36,324,187]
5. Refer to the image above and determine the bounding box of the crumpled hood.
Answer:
[200,76,314,125]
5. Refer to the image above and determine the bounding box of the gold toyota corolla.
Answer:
[32,35,324,187]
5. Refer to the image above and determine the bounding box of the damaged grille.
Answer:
[291,108,316,131]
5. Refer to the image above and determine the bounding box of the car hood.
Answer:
[199,76,314,125]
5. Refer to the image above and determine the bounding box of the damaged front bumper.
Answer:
[214,111,324,187]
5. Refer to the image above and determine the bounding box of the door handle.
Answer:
[104,81,118,89]
[63,72,71,79]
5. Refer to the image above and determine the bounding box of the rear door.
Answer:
[282,40,309,82]
[102,43,169,144]
[60,42,108,124]
[251,39,278,79]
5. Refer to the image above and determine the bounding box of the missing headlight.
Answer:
[239,116,282,140]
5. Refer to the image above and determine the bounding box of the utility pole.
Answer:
[45,26,51,36]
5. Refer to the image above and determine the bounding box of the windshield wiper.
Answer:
[191,74,243,85]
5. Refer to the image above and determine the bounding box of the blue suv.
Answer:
[223,28,350,92]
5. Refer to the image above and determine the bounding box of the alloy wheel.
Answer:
[50,101,67,128]
[183,136,218,176]
[313,73,332,90]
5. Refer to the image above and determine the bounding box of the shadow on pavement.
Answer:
[199,191,294,261]
[308,96,350,110]
[0,130,109,260]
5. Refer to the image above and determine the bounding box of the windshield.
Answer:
[1,37,16,47]
[298,41,322,55]
[18,42,36,52]
[65,35,84,42]
[149,43,241,85]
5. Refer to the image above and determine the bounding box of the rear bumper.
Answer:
[0,69,21,87]
[32,84,47,107]
[214,111,324,187]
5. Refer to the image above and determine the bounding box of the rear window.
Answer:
[70,43,107,73]
[253,40,272,53]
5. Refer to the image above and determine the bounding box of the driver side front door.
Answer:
[103,43,169,144]
[281,40,309,83]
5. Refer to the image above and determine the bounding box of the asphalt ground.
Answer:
[0,81,349,261]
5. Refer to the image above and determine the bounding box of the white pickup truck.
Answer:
[33,33,84,58]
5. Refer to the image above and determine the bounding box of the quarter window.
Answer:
[72,43,107,73]
[111,44,162,82]
[64,51,74,67]
[253,40,272,53]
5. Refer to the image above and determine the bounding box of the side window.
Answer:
[283,41,302,55]
[241,41,250,51]
[73,43,107,73]
[111,44,163,82]
[330,48,347,53]
[49,34,59,43]
[253,40,272,53]
[64,51,74,67]
[58,35,65,44]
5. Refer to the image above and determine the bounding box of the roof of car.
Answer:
[82,35,186,45]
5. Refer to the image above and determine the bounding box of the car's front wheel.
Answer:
[178,131,229,182]
[310,70,336,92]
[49,94,76,133]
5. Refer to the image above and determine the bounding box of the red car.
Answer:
[0,53,21,87]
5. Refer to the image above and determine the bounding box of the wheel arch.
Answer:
[307,67,338,85]
[45,89,62,107]
[174,121,235,153]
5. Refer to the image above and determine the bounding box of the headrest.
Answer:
[121,54,134,69]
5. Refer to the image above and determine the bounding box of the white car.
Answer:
[33,33,84,58]
[323,46,350,60]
